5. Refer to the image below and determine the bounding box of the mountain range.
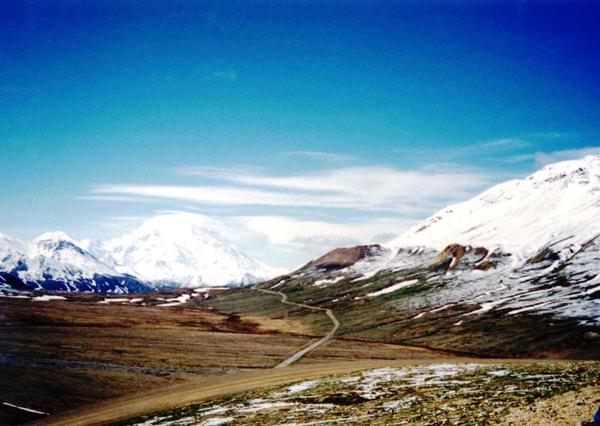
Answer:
[3,155,600,317]
[0,231,150,293]
[250,155,600,357]
[0,214,277,293]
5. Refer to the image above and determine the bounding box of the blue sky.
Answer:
[1,1,600,267]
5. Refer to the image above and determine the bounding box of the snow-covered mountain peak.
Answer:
[34,231,78,244]
[388,155,600,259]
[102,213,277,287]
[0,231,14,241]
[0,232,26,253]
[23,231,114,280]
[0,228,150,293]
[0,213,279,292]
[31,231,90,259]
[531,155,600,179]
[127,213,223,244]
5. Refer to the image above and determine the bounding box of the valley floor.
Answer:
[0,293,438,425]
[3,288,599,425]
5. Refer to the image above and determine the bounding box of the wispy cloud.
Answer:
[394,132,573,163]
[240,215,411,246]
[237,215,413,266]
[280,151,357,163]
[78,195,159,203]
[478,137,531,149]
[177,166,263,180]
[212,69,238,81]
[90,165,491,214]
[508,146,600,167]
[85,162,503,268]
[526,132,577,141]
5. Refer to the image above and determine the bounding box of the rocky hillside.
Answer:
[227,156,600,358]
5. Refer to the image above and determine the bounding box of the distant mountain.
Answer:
[99,213,277,288]
[0,213,279,293]
[260,156,600,356]
[0,232,151,293]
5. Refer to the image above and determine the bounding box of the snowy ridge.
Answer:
[284,156,600,324]
[25,231,116,281]
[0,231,150,293]
[99,213,277,288]
[389,155,600,260]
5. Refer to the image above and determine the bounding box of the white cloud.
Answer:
[78,195,158,203]
[506,146,600,167]
[91,165,490,214]
[479,137,531,149]
[86,164,501,268]
[280,151,357,163]
[241,215,408,246]
[236,215,412,268]
[533,147,600,166]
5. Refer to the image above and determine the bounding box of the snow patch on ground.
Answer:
[2,402,49,415]
[202,417,234,426]
[314,277,345,287]
[366,279,418,297]
[0,293,30,299]
[31,295,66,302]
[157,293,191,307]
[287,380,320,394]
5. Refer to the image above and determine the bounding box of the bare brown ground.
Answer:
[497,386,600,426]
[0,297,443,424]
[243,314,315,335]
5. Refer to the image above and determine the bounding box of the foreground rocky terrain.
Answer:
[120,361,600,426]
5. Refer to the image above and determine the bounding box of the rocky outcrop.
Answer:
[304,245,382,271]
[435,244,494,273]
[528,247,560,264]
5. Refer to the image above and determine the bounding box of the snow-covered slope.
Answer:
[100,213,277,287]
[389,155,600,260]
[0,232,150,293]
[273,156,600,326]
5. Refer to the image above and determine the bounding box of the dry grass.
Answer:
[243,315,316,336]
[498,385,600,426]
[0,297,311,424]
[301,338,442,364]
[0,296,440,425]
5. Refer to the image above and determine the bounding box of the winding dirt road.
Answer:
[255,288,340,368]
